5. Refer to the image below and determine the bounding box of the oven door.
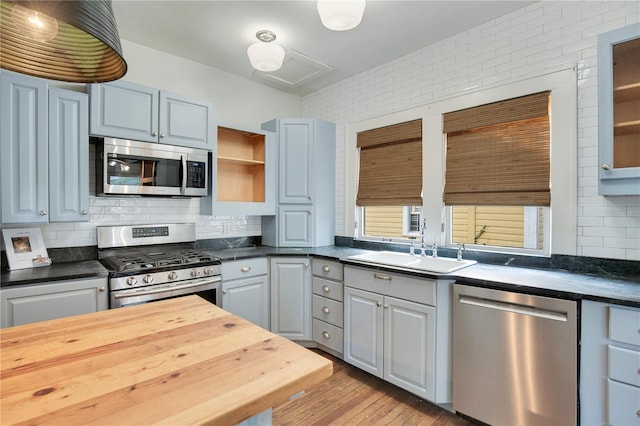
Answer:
[110,276,221,308]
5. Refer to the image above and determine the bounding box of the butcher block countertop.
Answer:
[0,296,333,425]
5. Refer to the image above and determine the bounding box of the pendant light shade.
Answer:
[317,0,366,31]
[0,0,127,83]
[247,30,285,72]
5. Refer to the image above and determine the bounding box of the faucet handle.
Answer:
[456,243,465,260]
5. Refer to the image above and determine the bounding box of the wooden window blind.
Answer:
[356,119,422,206]
[443,91,551,206]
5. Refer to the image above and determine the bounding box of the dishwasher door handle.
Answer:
[458,295,568,322]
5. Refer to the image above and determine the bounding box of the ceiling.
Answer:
[111,1,534,96]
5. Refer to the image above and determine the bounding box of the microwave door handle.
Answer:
[180,155,187,195]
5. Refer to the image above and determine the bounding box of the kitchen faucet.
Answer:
[457,243,465,261]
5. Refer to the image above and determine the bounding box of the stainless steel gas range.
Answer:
[97,223,221,308]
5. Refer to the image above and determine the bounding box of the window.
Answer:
[443,92,551,253]
[356,119,422,242]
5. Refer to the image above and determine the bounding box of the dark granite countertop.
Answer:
[1,260,108,288]
[2,245,637,308]
[205,245,639,308]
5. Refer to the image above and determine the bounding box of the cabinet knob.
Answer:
[304,263,309,268]
[160,133,166,138]
[322,265,330,272]
[152,131,158,137]
[383,304,389,309]
[81,210,88,215]
[322,331,330,339]
[39,209,47,216]
[222,290,228,294]
[322,306,330,314]
[322,285,330,293]
[98,287,105,292]
[376,302,381,307]
[601,164,611,170]
[240,266,251,272]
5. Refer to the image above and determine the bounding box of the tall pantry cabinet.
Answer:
[260,119,335,247]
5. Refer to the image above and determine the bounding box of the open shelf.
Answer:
[217,126,266,203]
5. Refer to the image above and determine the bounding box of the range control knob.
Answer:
[143,275,154,284]
[203,267,214,276]
[191,269,202,278]
[168,272,178,281]
[126,277,138,286]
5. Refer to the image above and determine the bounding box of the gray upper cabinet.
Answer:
[598,23,640,195]
[261,119,335,247]
[0,70,89,224]
[89,80,213,150]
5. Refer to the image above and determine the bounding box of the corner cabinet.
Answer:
[1,70,89,224]
[0,277,108,328]
[597,23,640,195]
[261,119,335,247]
[88,80,213,150]
[201,125,276,216]
[270,257,311,341]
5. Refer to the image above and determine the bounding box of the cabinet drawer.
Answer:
[312,295,343,327]
[313,318,344,354]
[610,306,640,346]
[609,345,640,387]
[344,266,436,306]
[608,379,640,426]
[312,258,343,281]
[222,258,268,280]
[312,277,343,302]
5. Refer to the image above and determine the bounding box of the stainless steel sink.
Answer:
[347,251,477,274]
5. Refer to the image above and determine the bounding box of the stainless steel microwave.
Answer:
[95,138,209,197]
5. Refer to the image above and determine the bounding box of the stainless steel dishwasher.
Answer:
[452,284,577,426]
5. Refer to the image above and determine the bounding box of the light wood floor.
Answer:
[272,350,475,425]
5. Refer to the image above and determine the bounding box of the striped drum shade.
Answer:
[0,0,127,83]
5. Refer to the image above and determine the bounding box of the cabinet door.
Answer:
[597,23,640,195]
[384,296,435,400]
[278,205,313,247]
[222,275,269,329]
[1,278,108,328]
[159,91,213,149]
[270,257,311,340]
[89,80,159,142]
[48,88,89,222]
[278,120,313,204]
[0,71,49,224]
[344,287,384,378]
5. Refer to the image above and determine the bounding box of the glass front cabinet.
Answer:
[597,23,640,195]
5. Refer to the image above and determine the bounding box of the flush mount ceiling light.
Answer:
[317,0,366,31]
[247,30,286,72]
[0,0,127,83]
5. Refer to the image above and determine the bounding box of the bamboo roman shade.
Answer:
[443,91,551,206]
[356,119,422,206]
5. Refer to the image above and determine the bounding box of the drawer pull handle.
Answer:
[322,285,330,293]
[240,266,251,272]
[322,265,330,272]
[322,306,330,314]
[374,273,391,281]
[322,331,330,339]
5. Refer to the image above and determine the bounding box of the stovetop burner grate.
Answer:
[101,249,219,273]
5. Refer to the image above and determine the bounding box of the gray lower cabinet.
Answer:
[0,278,108,328]
[344,266,437,401]
[89,80,213,150]
[221,258,269,329]
[581,301,640,426]
[269,257,311,341]
[0,70,89,224]
[261,119,335,247]
[311,258,344,355]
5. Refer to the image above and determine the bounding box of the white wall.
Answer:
[18,40,303,248]
[302,0,640,261]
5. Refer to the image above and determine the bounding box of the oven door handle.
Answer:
[180,155,187,196]
[113,276,221,299]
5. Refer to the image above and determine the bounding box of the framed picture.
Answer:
[2,228,51,270]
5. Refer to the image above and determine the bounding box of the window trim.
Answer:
[345,67,577,256]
